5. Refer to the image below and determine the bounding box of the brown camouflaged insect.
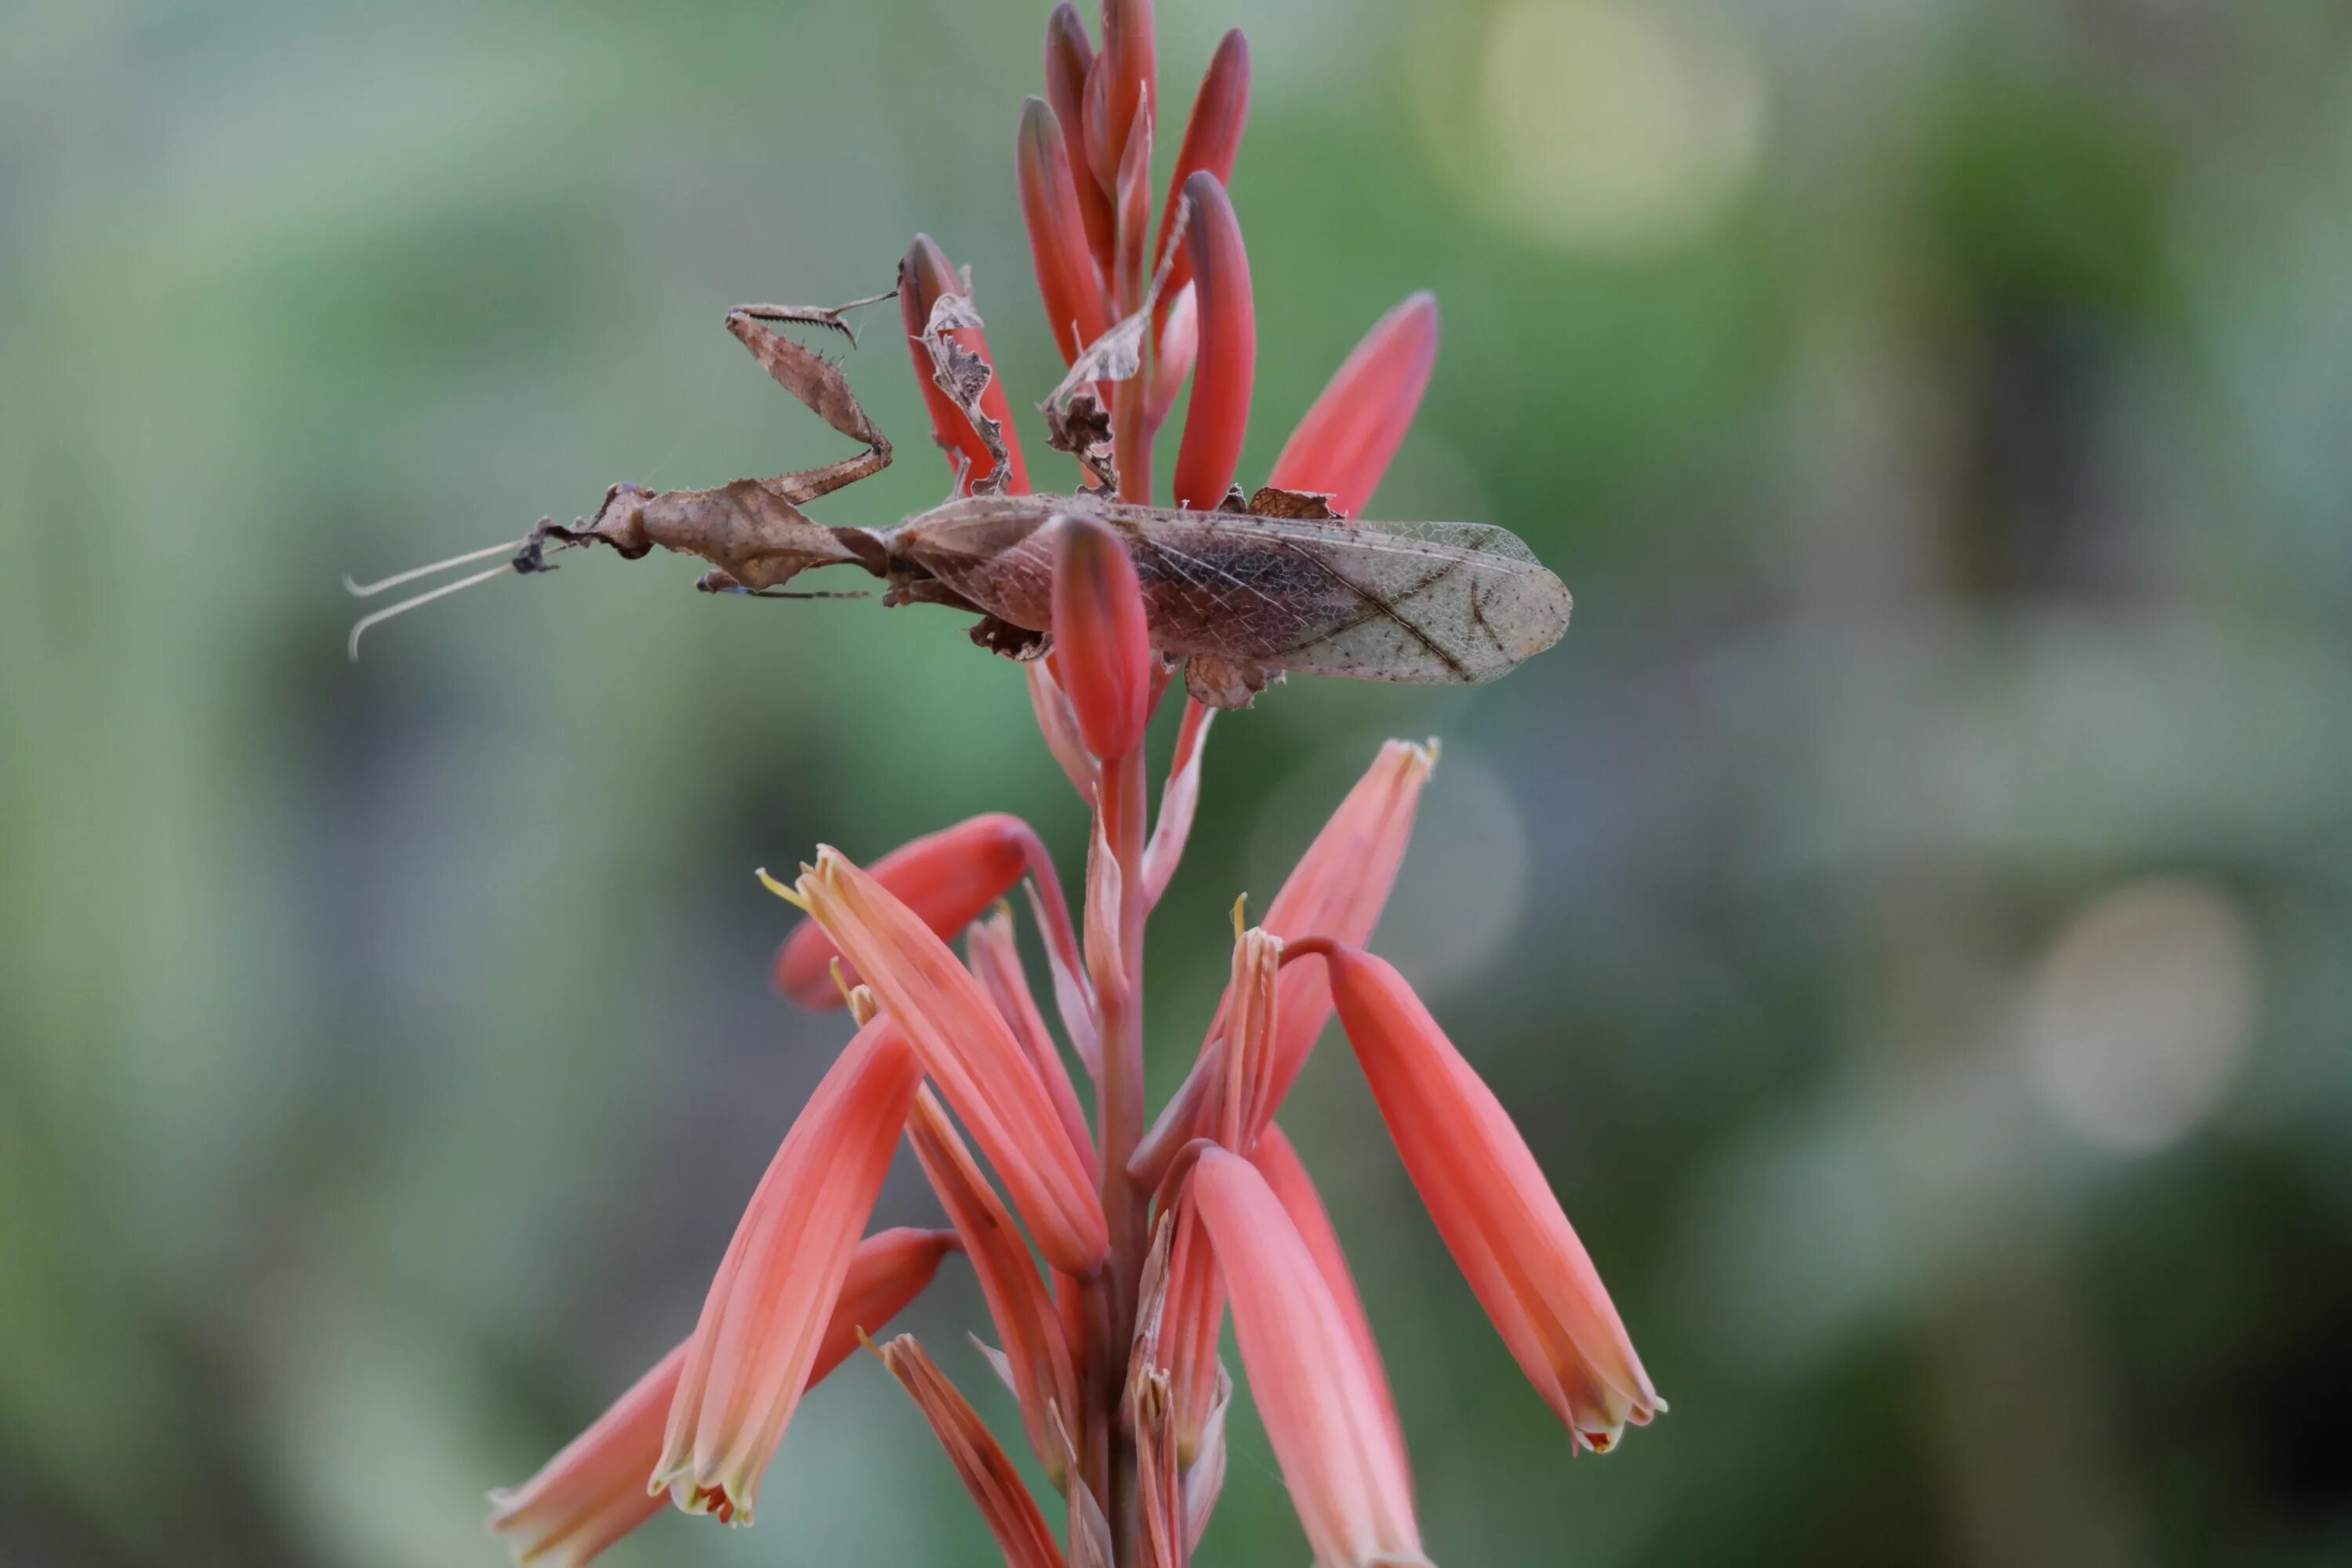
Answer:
[346,288,1571,711]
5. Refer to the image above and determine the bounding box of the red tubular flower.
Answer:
[489,1229,954,1566]
[1043,4,1116,268]
[1051,514,1154,760]
[1249,1124,1406,1493]
[1153,31,1250,329]
[1098,0,1156,198]
[898,234,1031,495]
[1187,1148,1424,1568]
[1307,939,1663,1452]
[873,1335,1073,1568]
[1269,292,1441,521]
[1170,172,1255,510]
[904,1087,1085,1484]
[653,1018,926,1523]
[794,848,1110,1275]
[1133,739,1435,1187]
[1018,97,1111,367]
[772,812,1080,1018]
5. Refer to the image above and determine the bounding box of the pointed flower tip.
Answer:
[1318,941,1663,1448]
[1270,292,1442,521]
[1051,514,1154,760]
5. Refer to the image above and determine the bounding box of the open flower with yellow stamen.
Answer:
[488,4,1654,1563]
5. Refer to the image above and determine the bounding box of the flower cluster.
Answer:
[488,5,1658,1564]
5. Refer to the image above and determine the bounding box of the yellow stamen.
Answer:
[829,956,856,1009]
[755,866,809,911]
[1230,892,1249,941]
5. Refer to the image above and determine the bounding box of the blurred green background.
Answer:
[5,0,2352,1563]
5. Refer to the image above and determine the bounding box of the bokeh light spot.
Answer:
[1430,0,1767,256]
[1246,740,1530,998]
[2027,876,2257,1154]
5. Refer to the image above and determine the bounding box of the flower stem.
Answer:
[1091,743,1152,1561]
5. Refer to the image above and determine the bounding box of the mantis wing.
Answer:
[891,499,1571,685]
[1118,512,1573,684]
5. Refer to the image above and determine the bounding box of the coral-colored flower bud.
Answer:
[488,1229,953,1566]
[1171,173,1255,511]
[1018,98,1112,368]
[797,848,1110,1275]
[898,234,1031,496]
[1188,1148,1423,1568]
[1051,514,1154,760]
[1270,293,1440,521]
[1154,31,1250,325]
[653,1018,925,1524]
[1313,941,1662,1452]
[1044,3,1116,266]
[773,813,1076,1014]
[1099,0,1157,194]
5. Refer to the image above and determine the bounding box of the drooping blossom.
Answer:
[1288,938,1664,1451]
[488,5,1650,1564]
[488,1229,953,1566]
[652,1016,925,1523]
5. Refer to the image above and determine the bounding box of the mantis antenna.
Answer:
[343,537,529,599]
[343,533,566,662]
[347,561,520,661]
[344,528,870,660]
